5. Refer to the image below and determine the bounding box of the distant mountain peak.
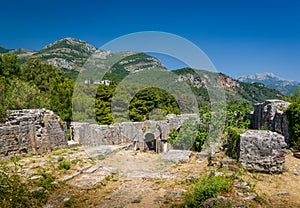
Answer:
[42,37,96,52]
[236,72,300,95]
[236,72,285,81]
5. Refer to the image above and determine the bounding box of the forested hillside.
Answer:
[0,54,73,122]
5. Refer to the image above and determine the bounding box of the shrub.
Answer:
[58,160,71,170]
[0,159,32,207]
[226,127,244,159]
[286,102,300,148]
[182,175,232,207]
[36,170,56,190]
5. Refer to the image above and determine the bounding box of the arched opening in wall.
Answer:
[144,133,156,151]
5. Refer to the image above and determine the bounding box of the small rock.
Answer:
[63,198,70,202]
[173,189,186,200]
[213,171,223,176]
[185,176,197,183]
[131,197,142,203]
[30,175,43,180]
[276,191,289,195]
[290,169,299,175]
[221,157,236,167]
[243,192,257,200]
[293,152,300,159]
[31,186,45,192]
[202,196,230,208]
[233,182,250,190]
[237,192,257,200]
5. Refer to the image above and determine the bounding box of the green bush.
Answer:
[58,160,71,170]
[286,102,300,148]
[0,159,32,208]
[182,175,232,207]
[36,170,56,190]
[226,127,244,159]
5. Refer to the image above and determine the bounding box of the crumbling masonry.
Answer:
[70,114,200,153]
[0,109,67,157]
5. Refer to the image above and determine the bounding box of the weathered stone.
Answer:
[70,114,199,153]
[250,100,291,143]
[276,191,289,195]
[97,181,156,208]
[233,182,250,190]
[202,196,230,208]
[290,169,299,175]
[0,109,67,157]
[162,150,192,163]
[166,189,187,200]
[120,170,180,179]
[293,152,300,159]
[239,130,287,173]
[70,167,113,188]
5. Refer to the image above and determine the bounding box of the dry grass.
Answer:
[2,147,300,208]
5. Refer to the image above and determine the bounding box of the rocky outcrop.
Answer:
[239,130,287,173]
[250,99,291,142]
[0,109,67,157]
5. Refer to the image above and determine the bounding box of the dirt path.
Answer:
[67,148,196,208]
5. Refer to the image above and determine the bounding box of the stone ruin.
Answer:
[239,130,287,173]
[0,109,67,157]
[70,114,200,153]
[250,99,291,143]
[238,99,291,173]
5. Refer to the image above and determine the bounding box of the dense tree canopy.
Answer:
[0,54,74,123]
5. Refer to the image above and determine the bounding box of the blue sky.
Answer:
[1,0,300,80]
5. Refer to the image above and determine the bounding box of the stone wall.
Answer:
[250,99,291,142]
[0,109,67,157]
[239,130,287,173]
[70,114,199,153]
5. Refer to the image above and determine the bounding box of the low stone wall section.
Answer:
[70,114,200,153]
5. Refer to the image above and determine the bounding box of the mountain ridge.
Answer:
[236,72,300,95]
[1,38,164,74]
[0,38,282,104]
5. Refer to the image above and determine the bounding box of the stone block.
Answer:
[239,130,287,173]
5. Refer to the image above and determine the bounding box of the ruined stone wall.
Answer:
[250,100,291,142]
[239,130,287,173]
[70,114,199,153]
[0,109,67,157]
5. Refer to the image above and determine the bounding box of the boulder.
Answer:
[239,130,287,173]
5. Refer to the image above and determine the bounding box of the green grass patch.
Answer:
[181,175,233,207]
[58,160,71,170]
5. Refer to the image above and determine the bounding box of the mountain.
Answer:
[236,72,300,95]
[0,46,10,53]
[1,38,281,105]
[173,68,282,105]
[5,38,164,77]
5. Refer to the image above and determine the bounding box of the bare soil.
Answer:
[7,146,300,208]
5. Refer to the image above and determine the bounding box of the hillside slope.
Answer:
[173,68,282,105]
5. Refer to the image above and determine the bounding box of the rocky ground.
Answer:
[3,145,300,208]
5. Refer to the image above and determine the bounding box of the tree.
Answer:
[0,54,20,77]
